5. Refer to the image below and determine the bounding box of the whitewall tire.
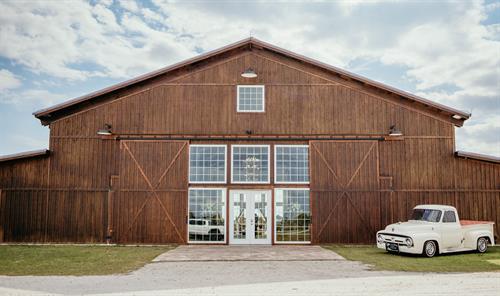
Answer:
[477,237,488,253]
[423,241,437,258]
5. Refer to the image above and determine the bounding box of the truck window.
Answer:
[442,211,457,223]
[411,209,442,222]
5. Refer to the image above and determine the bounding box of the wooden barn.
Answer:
[0,38,498,245]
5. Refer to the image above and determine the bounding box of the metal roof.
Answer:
[455,151,500,164]
[0,149,50,162]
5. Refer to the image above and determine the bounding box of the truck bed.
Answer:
[461,220,494,226]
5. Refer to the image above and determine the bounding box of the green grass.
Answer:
[0,245,175,276]
[324,245,500,272]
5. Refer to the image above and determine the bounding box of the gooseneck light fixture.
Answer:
[97,123,113,136]
[241,68,257,78]
[388,125,403,137]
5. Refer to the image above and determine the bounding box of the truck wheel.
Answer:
[423,241,437,258]
[477,237,488,253]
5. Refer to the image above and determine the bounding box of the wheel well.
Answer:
[209,228,221,234]
[478,236,491,244]
[423,240,439,254]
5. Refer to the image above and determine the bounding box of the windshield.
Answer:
[411,209,442,222]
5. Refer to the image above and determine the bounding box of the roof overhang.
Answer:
[33,37,471,126]
[0,149,50,163]
[455,151,500,164]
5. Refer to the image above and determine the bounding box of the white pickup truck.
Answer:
[376,205,495,257]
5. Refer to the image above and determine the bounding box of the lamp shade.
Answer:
[241,68,257,78]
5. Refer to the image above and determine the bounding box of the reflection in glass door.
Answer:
[229,190,271,244]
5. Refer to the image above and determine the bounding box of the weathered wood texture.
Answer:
[0,47,498,244]
[113,140,188,243]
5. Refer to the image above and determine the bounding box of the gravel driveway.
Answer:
[0,246,498,295]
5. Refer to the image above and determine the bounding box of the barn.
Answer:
[0,38,498,245]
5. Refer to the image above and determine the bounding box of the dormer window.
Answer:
[237,85,265,112]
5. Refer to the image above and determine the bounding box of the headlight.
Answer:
[377,234,384,243]
[405,237,413,247]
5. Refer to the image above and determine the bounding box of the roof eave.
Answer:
[455,151,500,164]
[0,149,50,163]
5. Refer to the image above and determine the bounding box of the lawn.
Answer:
[0,245,175,276]
[324,245,500,272]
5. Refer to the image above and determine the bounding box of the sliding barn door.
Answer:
[310,141,380,243]
[114,140,188,243]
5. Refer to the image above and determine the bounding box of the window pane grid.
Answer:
[189,145,226,183]
[275,146,309,183]
[238,86,264,112]
[275,189,311,243]
[188,189,226,243]
[232,145,270,183]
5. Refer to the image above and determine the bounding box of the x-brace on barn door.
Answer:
[310,141,380,243]
[114,140,188,243]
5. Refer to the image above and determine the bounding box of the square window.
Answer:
[275,145,309,184]
[189,145,226,183]
[231,145,270,183]
[237,85,265,112]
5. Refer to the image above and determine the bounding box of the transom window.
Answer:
[275,189,311,243]
[189,145,227,183]
[188,188,226,243]
[275,145,309,184]
[231,145,270,183]
[237,85,265,112]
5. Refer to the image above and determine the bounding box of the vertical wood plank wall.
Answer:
[0,48,498,243]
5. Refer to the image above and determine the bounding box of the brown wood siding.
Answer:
[310,141,380,243]
[50,53,453,138]
[113,140,188,244]
[0,46,497,244]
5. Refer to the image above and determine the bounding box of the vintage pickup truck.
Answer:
[376,205,495,257]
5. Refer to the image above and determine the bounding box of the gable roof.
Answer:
[33,37,471,125]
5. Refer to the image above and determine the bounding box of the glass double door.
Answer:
[229,190,272,244]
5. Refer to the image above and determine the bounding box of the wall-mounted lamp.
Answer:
[452,114,462,120]
[97,123,112,136]
[389,125,403,137]
[241,68,257,78]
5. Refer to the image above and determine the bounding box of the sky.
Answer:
[0,0,498,156]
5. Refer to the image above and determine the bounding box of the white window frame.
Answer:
[187,187,227,244]
[236,85,265,113]
[231,144,271,184]
[274,145,310,184]
[188,144,227,184]
[274,188,311,244]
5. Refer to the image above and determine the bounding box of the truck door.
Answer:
[439,211,462,249]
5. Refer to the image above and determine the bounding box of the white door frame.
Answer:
[229,190,272,245]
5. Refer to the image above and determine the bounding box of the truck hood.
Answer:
[382,221,436,235]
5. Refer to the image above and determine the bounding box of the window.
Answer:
[411,209,442,222]
[275,145,309,184]
[231,145,270,183]
[442,211,457,223]
[189,145,226,183]
[188,188,226,243]
[274,189,311,243]
[237,85,265,112]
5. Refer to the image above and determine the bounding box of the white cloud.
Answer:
[0,0,498,156]
[0,69,21,90]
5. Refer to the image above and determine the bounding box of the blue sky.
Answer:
[0,0,498,156]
